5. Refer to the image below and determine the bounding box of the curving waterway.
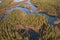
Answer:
[2,0,58,25]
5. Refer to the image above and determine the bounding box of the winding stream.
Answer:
[5,0,58,25]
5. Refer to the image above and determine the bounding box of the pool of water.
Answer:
[28,29,40,40]
[33,12,58,25]
[14,0,24,2]
[1,14,9,21]
[7,7,30,14]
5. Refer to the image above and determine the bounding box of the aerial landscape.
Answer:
[0,0,60,40]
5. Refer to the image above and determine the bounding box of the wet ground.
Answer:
[1,0,59,40]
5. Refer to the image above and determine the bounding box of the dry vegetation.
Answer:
[0,9,60,40]
[31,0,60,17]
[0,0,60,40]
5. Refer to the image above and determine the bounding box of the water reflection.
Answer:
[28,29,40,40]
[34,12,58,25]
[14,0,24,2]
[39,12,58,25]
[1,14,9,21]
[7,7,30,14]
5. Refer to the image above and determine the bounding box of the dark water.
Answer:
[28,29,40,40]
[21,29,40,40]
[33,12,58,25]
[39,12,58,25]
[7,7,31,14]
[1,14,9,21]
[1,0,59,40]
